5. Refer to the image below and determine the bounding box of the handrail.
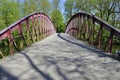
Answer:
[0,12,56,58]
[66,12,120,38]
[65,12,120,53]
[0,13,56,40]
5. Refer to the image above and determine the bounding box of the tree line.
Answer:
[64,0,120,29]
[0,0,120,32]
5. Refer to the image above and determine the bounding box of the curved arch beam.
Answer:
[65,12,120,53]
[0,13,56,56]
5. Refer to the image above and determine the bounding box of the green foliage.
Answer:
[22,0,51,16]
[52,0,60,10]
[0,0,20,31]
[0,17,6,31]
[64,0,74,21]
[23,0,37,16]
[64,0,120,29]
[51,0,65,32]
[64,0,120,54]
[89,0,120,28]
[38,0,51,14]
[0,0,119,58]
[74,0,92,13]
[51,10,65,32]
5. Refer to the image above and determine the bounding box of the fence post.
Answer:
[108,29,114,53]
[8,30,14,55]
[98,24,103,49]
[92,16,95,45]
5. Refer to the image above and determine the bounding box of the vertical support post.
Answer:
[44,17,47,37]
[19,23,28,49]
[92,17,95,44]
[82,15,85,40]
[41,16,43,39]
[43,16,45,38]
[68,22,70,35]
[39,15,42,39]
[98,24,103,49]
[86,15,89,40]
[79,14,82,39]
[37,14,41,40]
[32,16,37,42]
[75,17,78,38]
[26,19,31,45]
[18,23,24,49]
[77,15,79,39]
[81,14,83,39]
[74,18,76,38]
[8,30,14,55]
[71,21,73,36]
[36,14,39,41]
[107,30,114,53]
[73,18,75,37]
[46,19,48,36]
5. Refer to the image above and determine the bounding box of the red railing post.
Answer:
[98,24,103,49]
[107,29,114,53]
[0,13,56,57]
[92,17,95,45]
[18,23,24,49]
[26,19,31,45]
[7,30,14,55]
[77,14,79,39]
[86,15,89,40]
[79,14,82,39]
[36,14,40,40]
[32,15,37,42]
[65,12,120,54]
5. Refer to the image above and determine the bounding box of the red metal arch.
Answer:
[0,13,56,56]
[0,13,56,40]
[65,12,120,53]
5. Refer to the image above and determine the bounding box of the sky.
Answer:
[59,0,66,14]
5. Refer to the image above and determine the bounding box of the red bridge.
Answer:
[0,12,120,80]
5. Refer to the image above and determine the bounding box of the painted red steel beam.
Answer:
[0,13,55,40]
[66,12,120,38]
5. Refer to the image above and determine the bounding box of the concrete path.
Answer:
[0,33,120,80]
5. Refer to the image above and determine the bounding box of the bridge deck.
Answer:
[0,33,120,80]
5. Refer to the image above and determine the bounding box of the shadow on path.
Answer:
[0,51,53,80]
[0,66,18,80]
[57,33,120,61]
[19,52,53,80]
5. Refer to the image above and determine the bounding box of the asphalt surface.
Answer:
[0,33,120,80]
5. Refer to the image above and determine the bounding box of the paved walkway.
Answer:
[0,33,120,80]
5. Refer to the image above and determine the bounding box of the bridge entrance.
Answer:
[0,12,120,58]
[0,12,120,80]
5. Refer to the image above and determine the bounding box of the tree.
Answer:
[74,0,92,13]
[91,0,120,28]
[22,0,37,16]
[64,0,75,21]
[52,0,60,10]
[38,0,51,14]
[64,0,120,29]
[0,0,20,31]
[0,17,6,31]
[50,0,64,32]
[51,10,64,32]
[22,0,51,16]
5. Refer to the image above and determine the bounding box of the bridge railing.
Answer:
[65,12,120,54]
[0,13,56,58]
